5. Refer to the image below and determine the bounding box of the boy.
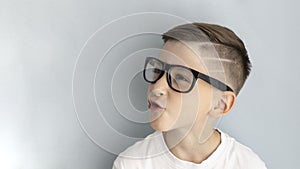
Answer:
[113,23,267,169]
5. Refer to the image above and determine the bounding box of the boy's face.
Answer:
[147,41,215,132]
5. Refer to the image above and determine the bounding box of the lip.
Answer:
[148,100,166,111]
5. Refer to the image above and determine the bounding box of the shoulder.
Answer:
[113,131,164,169]
[221,131,267,169]
[119,131,162,158]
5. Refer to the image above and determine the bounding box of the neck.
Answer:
[163,128,221,164]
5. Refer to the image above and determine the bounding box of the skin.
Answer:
[147,40,236,163]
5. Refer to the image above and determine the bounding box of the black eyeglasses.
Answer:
[143,57,233,93]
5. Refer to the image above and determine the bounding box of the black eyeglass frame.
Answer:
[143,57,233,93]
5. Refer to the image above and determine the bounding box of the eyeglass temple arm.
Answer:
[197,73,234,92]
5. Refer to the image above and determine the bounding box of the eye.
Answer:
[174,74,190,82]
[153,68,162,74]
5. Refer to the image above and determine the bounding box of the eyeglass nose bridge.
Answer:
[153,62,171,84]
[160,61,171,72]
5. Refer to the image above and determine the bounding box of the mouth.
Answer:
[148,100,166,111]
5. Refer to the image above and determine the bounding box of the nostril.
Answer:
[151,89,165,97]
[156,91,163,96]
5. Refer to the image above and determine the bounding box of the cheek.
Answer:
[166,89,200,116]
[185,84,213,115]
[181,92,201,117]
[197,85,214,113]
[166,93,200,129]
[166,93,182,115]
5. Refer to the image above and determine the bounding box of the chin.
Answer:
[150,121,163,131]
[149,110,177,132]
[150,119,173,132]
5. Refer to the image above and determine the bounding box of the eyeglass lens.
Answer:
[144,58,194,92]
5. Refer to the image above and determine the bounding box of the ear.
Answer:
[210,91,236,117]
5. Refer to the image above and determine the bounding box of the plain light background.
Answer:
[0,0,299,169]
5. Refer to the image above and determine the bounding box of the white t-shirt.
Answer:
[113,130,267,169]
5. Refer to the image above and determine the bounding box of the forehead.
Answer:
[159,41,211,73]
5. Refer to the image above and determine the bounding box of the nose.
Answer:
[150,73,168,97]
[151,88,166,97]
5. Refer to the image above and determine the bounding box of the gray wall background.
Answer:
[0,0,299,169]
